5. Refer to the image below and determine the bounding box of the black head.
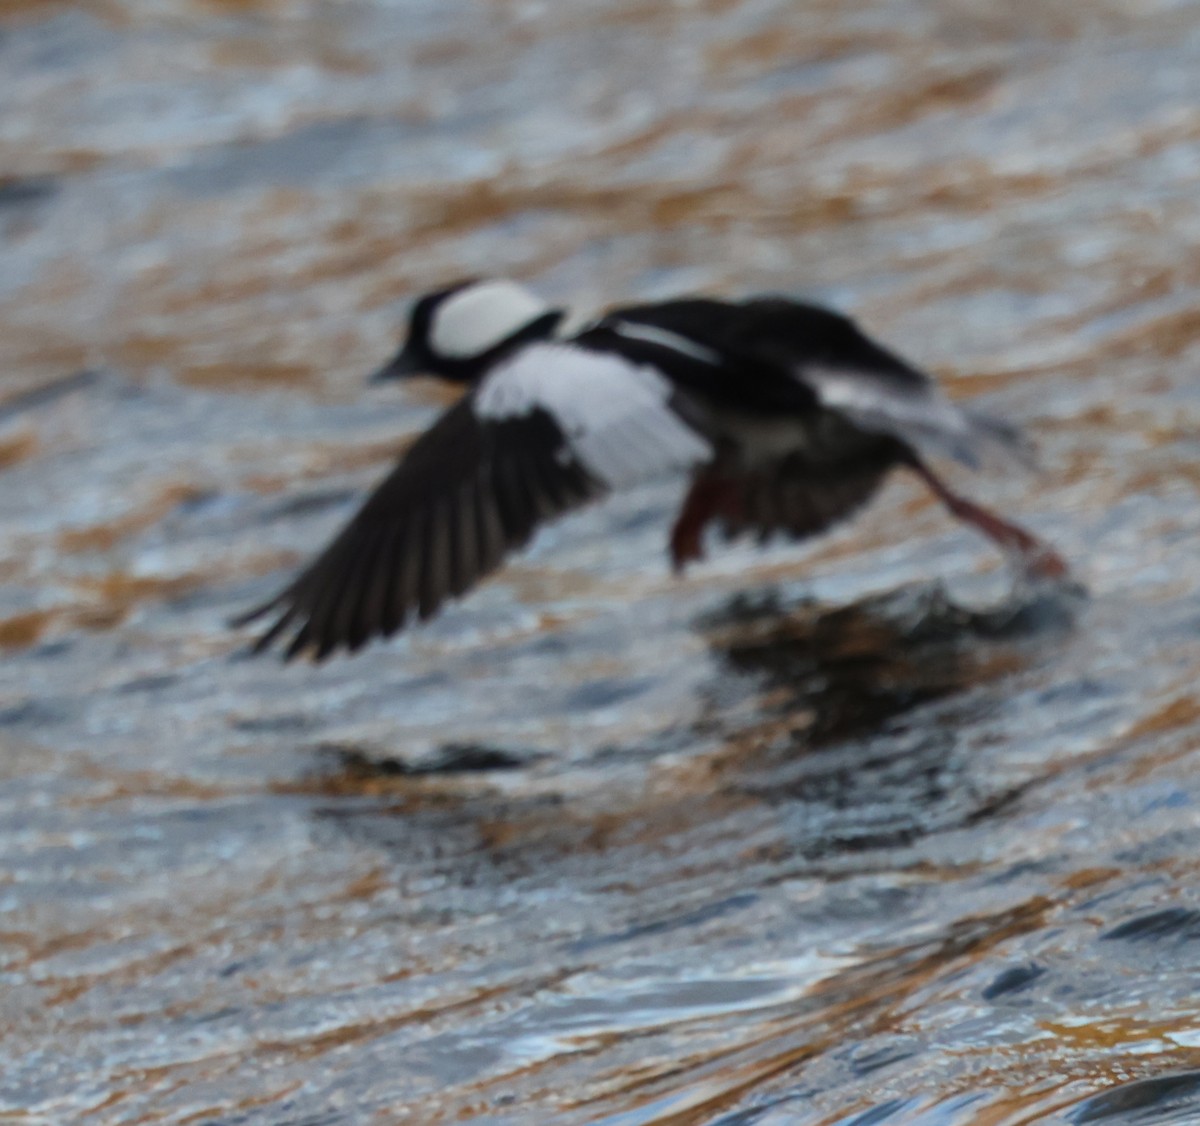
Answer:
[371,279,566,385]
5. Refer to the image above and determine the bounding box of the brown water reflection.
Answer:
[4,0,1200,1122]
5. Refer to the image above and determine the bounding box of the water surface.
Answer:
[3,0,1200,1122]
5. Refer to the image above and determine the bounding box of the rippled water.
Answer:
[3,0,1200,1122]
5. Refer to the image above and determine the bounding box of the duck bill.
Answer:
[369,345,424,384]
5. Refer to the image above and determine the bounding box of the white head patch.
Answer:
[429,280,551,360]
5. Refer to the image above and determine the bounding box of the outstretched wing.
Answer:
[234,343,712,660]
[744,300,1028,468]
[598,297,1026,468]
[725,455,894,545]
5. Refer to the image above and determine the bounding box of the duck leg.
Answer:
[907,458,1068,579]
[670,472,743,573]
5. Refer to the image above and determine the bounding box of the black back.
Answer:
[576,296,928,412]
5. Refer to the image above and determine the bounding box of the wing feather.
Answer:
[601,298,1026,469]
[723,457,892,546]
[332,527,380,654]
[357,522,399,642]
[475,472,506,576]
[797,365,1020,468]
[449,480,479,598]
[393,513,424,634]
[235,343,712,660]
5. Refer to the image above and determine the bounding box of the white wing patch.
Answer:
[430,280,551,360]
[801,365,985,466]
[608,320,724,365]
[475,343,712,487]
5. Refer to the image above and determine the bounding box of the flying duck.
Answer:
[235,278,1066,660]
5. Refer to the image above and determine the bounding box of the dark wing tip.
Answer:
[229,401,608,664]
[228,591,308,661]
[227,596,281,631]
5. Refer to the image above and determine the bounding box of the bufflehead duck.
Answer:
[235,279,1066,660]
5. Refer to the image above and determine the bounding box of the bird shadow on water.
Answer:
[296,573,1085,877]
[682,574,1087,860]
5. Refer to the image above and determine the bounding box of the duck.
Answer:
[234,278,1066,660]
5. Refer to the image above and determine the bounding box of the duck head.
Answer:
[371,279,566,385]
